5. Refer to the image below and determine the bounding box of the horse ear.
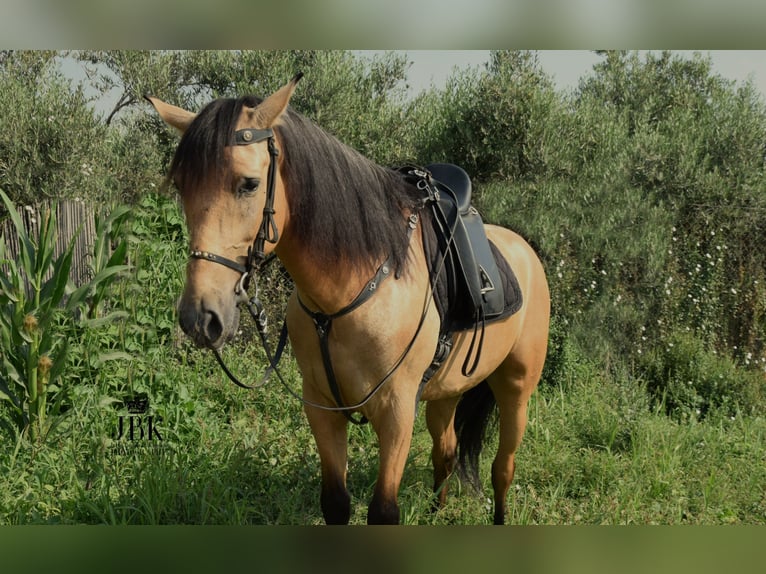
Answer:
[145,96,196,134]
[253,73,303,127]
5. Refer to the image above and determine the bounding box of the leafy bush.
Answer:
[472,51,766,418]
[640,330,765,421]
[409,50,557,182]
[0,52,116,206]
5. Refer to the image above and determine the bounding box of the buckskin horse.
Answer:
[147,74,550,525]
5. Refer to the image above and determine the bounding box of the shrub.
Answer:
[0,52,116,206]
[409,50,557,182]
[640,329,765,421]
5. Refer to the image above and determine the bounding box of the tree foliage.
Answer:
[1,49,764,419]
[76,50,414,166]
[409,50,557,181]
[0,52,111,206]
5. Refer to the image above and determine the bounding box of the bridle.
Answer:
[187,130,451,425]
[189,126,283,392]
[190,126,280,296]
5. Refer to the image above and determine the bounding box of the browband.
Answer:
[234,128,273,146]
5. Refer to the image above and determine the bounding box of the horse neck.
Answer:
[274,224,382,316]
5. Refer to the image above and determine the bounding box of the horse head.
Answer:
[147,75,301,349]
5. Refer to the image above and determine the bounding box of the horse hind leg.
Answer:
[487,354,544,525]
[426,396,461,509]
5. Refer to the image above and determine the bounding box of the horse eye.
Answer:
[238,177,260,195]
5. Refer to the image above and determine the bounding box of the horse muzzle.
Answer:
[178,294,241,350]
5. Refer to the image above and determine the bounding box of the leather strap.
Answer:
[190,250,248,274]
[190,128,279,292]
[297,256,395,425]
[234,128,273,146]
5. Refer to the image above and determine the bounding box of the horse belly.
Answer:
[419,313,521,401]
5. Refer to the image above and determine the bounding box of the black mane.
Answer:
[169,96,422,275]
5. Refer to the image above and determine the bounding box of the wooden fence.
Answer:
[1,200,98,287]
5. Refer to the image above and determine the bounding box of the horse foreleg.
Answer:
[305,404,351,525]
[425,396,461,509]
[367,408,416,524]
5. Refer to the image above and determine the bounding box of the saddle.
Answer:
[400,164,523,381]
[426,163,508,322]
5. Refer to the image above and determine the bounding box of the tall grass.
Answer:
[0,190,129,442]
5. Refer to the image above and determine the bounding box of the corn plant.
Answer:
[0,190,129,442]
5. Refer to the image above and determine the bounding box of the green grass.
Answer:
[2,337,764,524]
[514,372,766,525]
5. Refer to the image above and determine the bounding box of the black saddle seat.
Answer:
[427,163,472,212]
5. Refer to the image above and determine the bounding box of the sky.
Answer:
[401,50,766,97]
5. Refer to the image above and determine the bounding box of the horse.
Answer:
[147,74,550,525]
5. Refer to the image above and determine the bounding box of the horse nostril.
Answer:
[202,309,224,344]
[177,296,230,348]
[178,303,197,339]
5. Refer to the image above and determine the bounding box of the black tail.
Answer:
[453,380,497,490]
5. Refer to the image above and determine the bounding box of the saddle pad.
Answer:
[422,214,523,334]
